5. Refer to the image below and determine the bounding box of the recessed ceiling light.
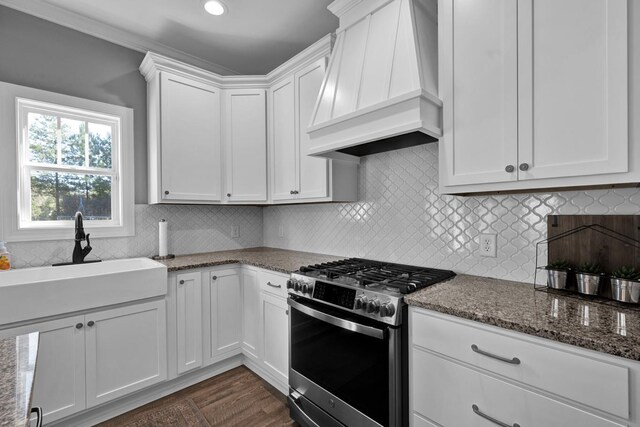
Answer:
[204,0,226,16]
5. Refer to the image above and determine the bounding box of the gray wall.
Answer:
[0,5,148,203]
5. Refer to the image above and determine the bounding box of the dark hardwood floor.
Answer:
[97,366,298,427]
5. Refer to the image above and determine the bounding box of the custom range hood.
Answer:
[307,0,440,161]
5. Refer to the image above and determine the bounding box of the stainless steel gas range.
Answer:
[287,258,455,427]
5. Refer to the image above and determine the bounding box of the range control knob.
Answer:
[294,281,301,292]
[286,279,294,290]
[354,295,367,310]
[301,283,309,293]
[380,302,396,317]
[366,299,380,314]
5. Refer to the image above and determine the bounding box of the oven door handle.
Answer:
[288,298,386,339]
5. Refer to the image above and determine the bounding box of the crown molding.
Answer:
[0,0,239,75]
[140,33,334,88]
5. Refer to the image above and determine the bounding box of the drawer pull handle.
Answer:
[471,344,520,365]
[267,281,282,288]
[472,404,520,427]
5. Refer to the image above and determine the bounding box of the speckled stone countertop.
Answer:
[158,247,344,273]
[0,332,39,427]
[405,275,640,361]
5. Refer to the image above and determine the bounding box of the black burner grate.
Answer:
[298,258,455,294]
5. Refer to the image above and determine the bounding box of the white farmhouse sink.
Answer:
[0,258,167,325]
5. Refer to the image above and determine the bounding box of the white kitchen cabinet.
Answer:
[269,58,358,203]
[147,70,223,203]
[439,0,630,193]
[223,89,268,202]
[260,292,289,386]
[206,268,242,362]
[241,268,262,362]
[85,300,167,407]
[410,307,639,427]
[175,272,203,375]
[0,316,86,425]
[270,76,298,201]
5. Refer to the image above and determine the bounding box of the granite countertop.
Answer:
[157,247,344,273]
[0,332,39,427]
[405,275,640,361]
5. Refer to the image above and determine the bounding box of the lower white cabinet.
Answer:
[241,268,262,362]
[85,301,168,407]
[410,307,639,427]
[206,268,242,362]
[260,292,289,386]
[0,299,167,425]
[175,272,203,374]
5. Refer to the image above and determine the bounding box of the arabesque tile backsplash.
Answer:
[6,143,640,282]
[263,144,640,283]
[6,204,263,268]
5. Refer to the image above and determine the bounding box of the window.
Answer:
[18,99,121,228]
[0,82,134,241]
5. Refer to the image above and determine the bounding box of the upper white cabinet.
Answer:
[141,36,358,206]
[439,0,632,194]
[269,58,358,203]
[223,89,268,203]
[151,71,223,203]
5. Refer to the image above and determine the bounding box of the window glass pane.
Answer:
[30,171,112,221]
[88,122,112,168]
[60,118,86,167]
[27,113,57,164]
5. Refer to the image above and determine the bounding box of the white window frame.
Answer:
[0,81,135,241]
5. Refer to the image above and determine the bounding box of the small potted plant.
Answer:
[546,259,572,289]
[575,262,603,295]
[610,266,640,303]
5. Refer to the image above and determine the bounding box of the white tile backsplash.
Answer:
[7,143,640,281]
[6,204,263,268]
[263,143,640,283]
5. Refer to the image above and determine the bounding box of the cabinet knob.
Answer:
[519,163,530,171]
[212,275,217,281]
[294,190,299,194]
[87,321,95,327]
[179,280,185,285]
[76,323,83,329]
[505,165,515,173]
[164,190,170,195]
[290,190,295,195]
[227,193,231,197]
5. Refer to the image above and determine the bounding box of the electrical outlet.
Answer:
[278,224,284,238]
[231,225,239,238]
[478,233,497,257]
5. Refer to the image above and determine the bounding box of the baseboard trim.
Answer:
[49,355,243,427]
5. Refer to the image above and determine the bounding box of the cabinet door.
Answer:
[439,0,518,186]
[1,316,86,424]
[261,293,288,385]
[85,300,167,407]
[176,272,202,375]
[295,59,329,199]
[209,269,242,358]
[517,0,627,180]
[270,76,297,200]
[241,268,261,361]
[160,72,222,202]
[224,89,267,202]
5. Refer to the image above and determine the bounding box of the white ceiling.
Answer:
[0,0,338,75]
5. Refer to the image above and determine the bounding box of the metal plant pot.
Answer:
[610,278,640,303]
[547,268,568,289]
[575,273,601,295]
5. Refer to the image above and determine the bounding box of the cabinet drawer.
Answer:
[258,270,289,298]
[412,348,625,427]
[411,309,629,418]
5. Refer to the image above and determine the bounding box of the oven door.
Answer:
[288,296,401,427]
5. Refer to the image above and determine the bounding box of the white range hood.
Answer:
[307,0,441,161]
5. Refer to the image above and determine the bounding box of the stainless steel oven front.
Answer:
[288,295,404,427]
